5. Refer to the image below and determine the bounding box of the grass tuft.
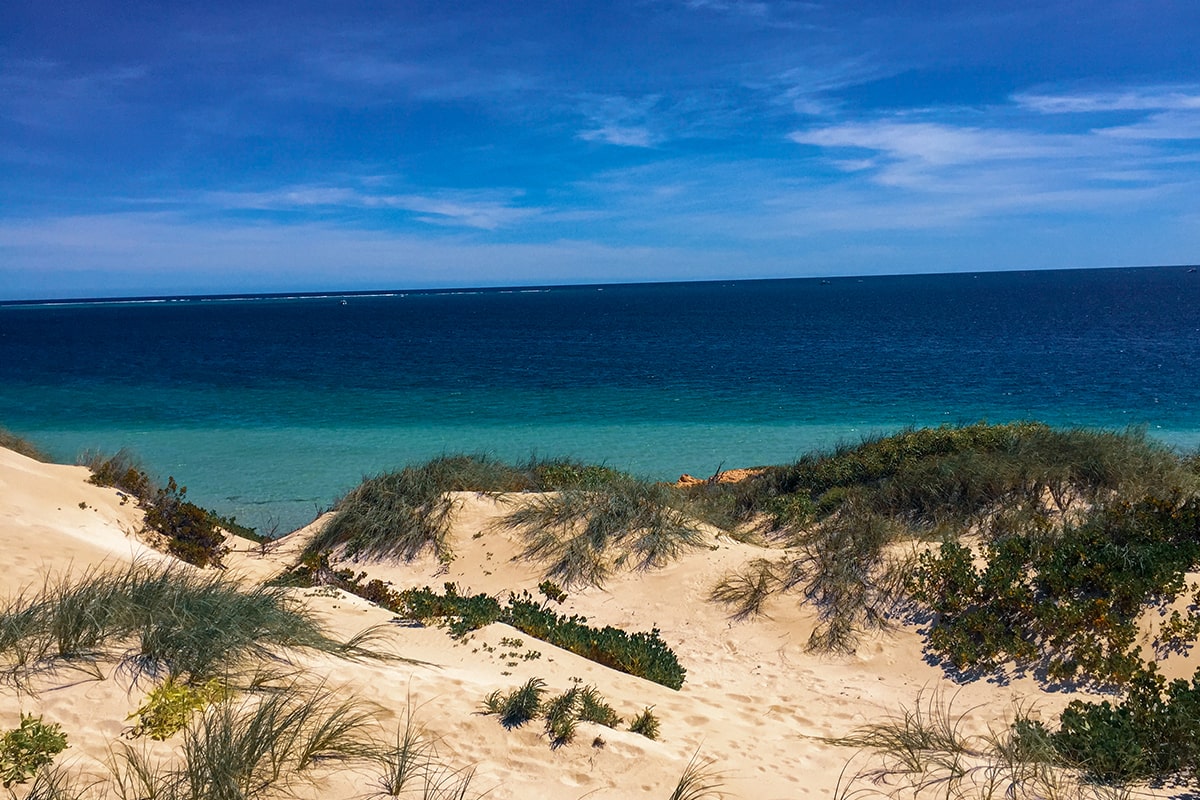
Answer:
[503,475,707,588]
[0,427,51,463]
[668,750,725,800]
[0,562,387,688]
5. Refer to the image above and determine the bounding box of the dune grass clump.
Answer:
[628,706,660,740]
[829,692,1122,800]
[0,427,51,463]
[108,680,379,800]
[502,474,708,588]
[305,455,627,565]
[482,679,624,748]
[667,751,725,800]
[0,563,381,687]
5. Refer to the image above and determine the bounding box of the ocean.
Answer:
[2,266,1198,534]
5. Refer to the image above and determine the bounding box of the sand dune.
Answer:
[2,446,1193,799]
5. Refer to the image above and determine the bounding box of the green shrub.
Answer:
[82,449,154,498]
[337,580,687,689]
[1041,664,1200,783]
[143,477,228,568]
[628,707,660,740]
[0,714,68,787]
[82,451,230,568]
[126,676,229,740]
[910,496,1200,684]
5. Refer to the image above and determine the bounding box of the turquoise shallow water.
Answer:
[3,267,1198,533]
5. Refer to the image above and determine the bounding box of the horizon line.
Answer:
[2,262,1195,307]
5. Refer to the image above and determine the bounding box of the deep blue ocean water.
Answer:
[3,266,1198,534]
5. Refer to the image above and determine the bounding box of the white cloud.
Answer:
[203,185,539,230]
[575,94,664,148]
[791,121,1081,166]
[579,125,658,148]
[1016,87,1200,114]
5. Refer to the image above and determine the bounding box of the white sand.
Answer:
[1,448,1195,798]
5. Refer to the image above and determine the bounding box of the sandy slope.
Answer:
[2,449,1196,799]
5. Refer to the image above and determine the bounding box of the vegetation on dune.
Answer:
[833,674,1200,796]
[480,678,639,748]
[705,423,1200,670]
[304,454,627,565]
[910,495,1200,684]
[0,562,384,687]
[0,714,68,788]
[299,574,688,689]
[0,428,51,463]
[82,449,264,567]
[1019,664,1200,785]
[501,474,708,588]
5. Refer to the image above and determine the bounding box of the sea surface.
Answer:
[3,266,1198,534]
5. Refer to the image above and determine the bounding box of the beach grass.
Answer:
[502,474,707,588]
[0,427,51,463]
[0,562,386,687]
[305,455,635,566]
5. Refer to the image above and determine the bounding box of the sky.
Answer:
[2,1,1199,299]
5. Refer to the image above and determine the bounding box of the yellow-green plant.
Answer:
[126,677,229,740]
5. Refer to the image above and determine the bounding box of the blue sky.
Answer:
[2,1,1199,299]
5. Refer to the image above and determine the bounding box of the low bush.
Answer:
[909,495,1200,684]
[336,578,687,689]
[0,714,68,787]
[126,677,229,740]
[83,451,231,568]
[1024,664,1200,784]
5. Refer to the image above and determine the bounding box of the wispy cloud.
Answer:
[1016,86,1200,113]
[204,185,540,230]
[576,94,664,148]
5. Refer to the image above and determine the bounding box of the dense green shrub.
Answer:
[910,496,1200,684]
[1018,664,1200,784]
[0,714,68,787]
[83,451,231,567]
[330,577,686,689]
